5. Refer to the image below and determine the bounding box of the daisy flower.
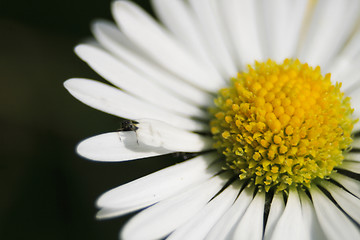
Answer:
[64,0,360,239]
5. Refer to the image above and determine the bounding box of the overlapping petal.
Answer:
[120,172,231,240]
[64,78,207,131]
[310,185,360,240]
[77,132,171,162]
[91,20,214,107]
[112,0,225,92]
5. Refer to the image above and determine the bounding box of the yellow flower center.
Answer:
[210,59,356,192]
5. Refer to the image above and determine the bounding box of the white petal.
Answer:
[120,172,231,240]
[92,19,141,54]
[337,63,360,93]
[310,185,360,240]
[337,160,360,174]
[260,0,307,62]
[263,192,285,240]
[75,44,208,119]
[319,181,360,223]
[348,86,360,117]
[270,187,309,240]
[329,29,360,90]
[341,67,360,93]
[344,152,360,162]
[96,205,148,219]
[299,0,360,69]
[112,0,225,92]
[205,185,255,240]
[331,172,360,198]
[167,181,241,240]
[352,137,360,149]
[330,28,360,75]
[64,78,208,132]
[97,152,220,209]
[187,0,237,79]
[91,20,213,107]
[136,119,213,152]
[231,191,265,240]
[353,121,360,133]
[298,191,327,240]
[151,0,216,67]
[77,132,171,162]
[219,0,264,68]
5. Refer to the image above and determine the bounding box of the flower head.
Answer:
[65,0,360,239]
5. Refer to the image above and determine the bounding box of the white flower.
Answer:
[64,0,360,239]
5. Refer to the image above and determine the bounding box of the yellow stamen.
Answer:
[210,59,356,192]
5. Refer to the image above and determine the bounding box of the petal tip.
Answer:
[63,78,76,90]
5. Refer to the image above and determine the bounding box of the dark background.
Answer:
[1,1,174,239]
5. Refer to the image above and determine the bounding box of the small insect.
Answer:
[172,152,200,161]
[117,120,139,143]
[118,120,139,132]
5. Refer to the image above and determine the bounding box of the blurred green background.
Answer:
[1,1,175,239]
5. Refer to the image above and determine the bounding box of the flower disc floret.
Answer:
[210,59,356,192]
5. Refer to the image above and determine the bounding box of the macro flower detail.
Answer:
[65,0,360,239]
